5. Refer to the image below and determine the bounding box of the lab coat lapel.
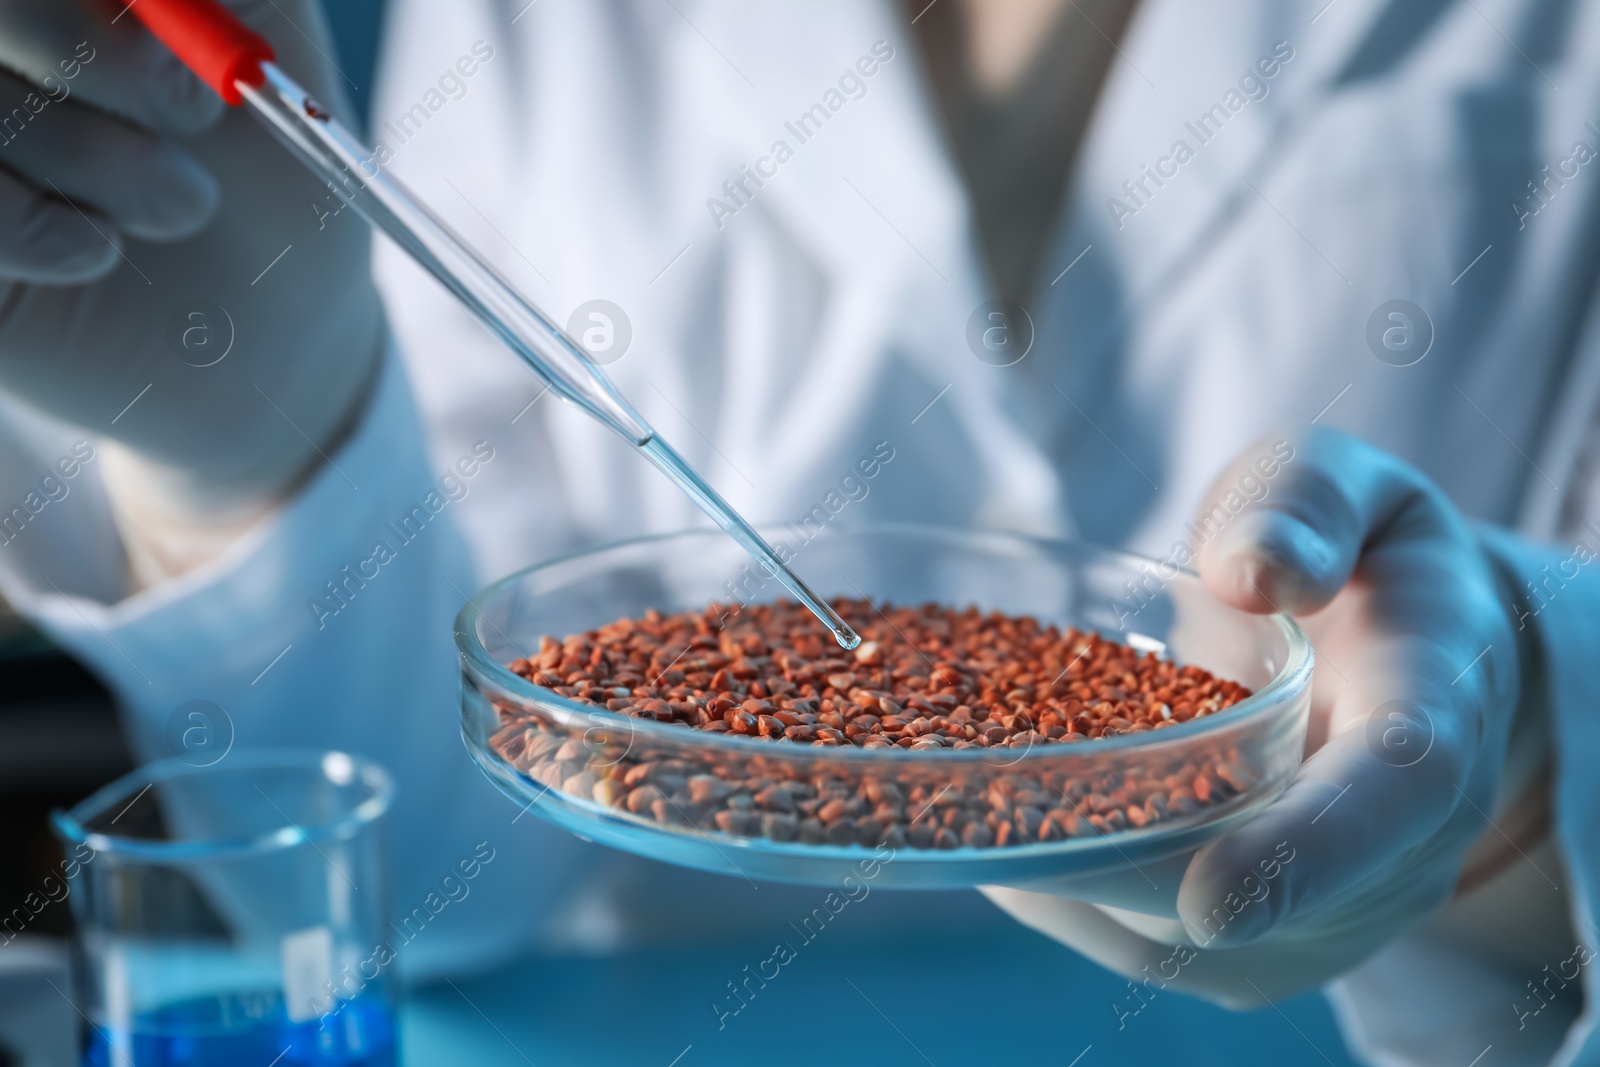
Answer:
[688,1,1068,535]
[1022,0,1396,544]
[689,0,961,467]
[1049,0,1394,317]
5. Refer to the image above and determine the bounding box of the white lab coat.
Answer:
[3,0,1600,1062]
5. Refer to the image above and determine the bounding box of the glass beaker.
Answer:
[52,749,398,1066]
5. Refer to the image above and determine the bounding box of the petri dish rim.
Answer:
[455,522,1314,767]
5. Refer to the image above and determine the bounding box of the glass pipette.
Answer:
[127,0,860,649]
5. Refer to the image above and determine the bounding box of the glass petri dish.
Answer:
[457,525,1311,914]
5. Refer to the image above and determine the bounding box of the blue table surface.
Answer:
[401,898,1359,1067]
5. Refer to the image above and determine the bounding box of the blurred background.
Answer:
[0,3,1363,1064]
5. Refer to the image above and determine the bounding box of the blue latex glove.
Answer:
[985,428,1536,1008]
[0,0,382,521]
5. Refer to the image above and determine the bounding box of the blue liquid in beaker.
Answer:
[83,990,396,1066]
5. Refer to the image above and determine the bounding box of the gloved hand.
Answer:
[984,428,1536,1009]
[0,0,383,526]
